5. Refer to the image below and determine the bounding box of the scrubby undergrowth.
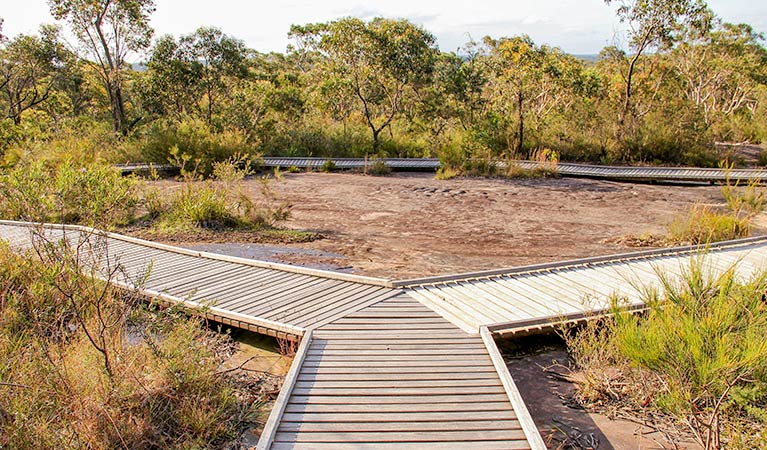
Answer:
[0,236,274,449]
[666,172,766,245]
[0,155,308,244]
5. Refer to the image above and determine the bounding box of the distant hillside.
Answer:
[572,54,599,63]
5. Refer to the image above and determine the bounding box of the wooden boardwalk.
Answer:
[2,220,767,449]
[0,221,395,339]
[259,157,767,183]
[117,158,767,183]
[262,295,538,449]
[396,237,767,335]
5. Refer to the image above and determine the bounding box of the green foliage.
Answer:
[0,241,262,449]
[668,172,766,245]
[0,3,764,168]
[290,17,438,153]
[566,258,767,448]
[0,160,137,228]
[365,159,392,176]
[319,159,337,172]
[139,118,254,176]
[721,170,766,219]
[0,25,72,125]
[151,154,289,231]
[2,118,122,167]
[140,28,249,125]
[666,204,750,244]
[49,0,155,133]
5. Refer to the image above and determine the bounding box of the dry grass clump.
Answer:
[144,151,291,232]
[563,257,767,449]
[0,236,269,449]
[667,204,751,244]
[666,170,765,245]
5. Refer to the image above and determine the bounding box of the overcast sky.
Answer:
[4,0,766,60]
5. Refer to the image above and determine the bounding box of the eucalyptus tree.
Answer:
[142,27,249,126]
[0,26,70,124]
[49,0,156,134]
[414,43,488,141]
[604,0,711,127]
[674,22,767,132]
[483,36,592,154]
[289,17,438,154]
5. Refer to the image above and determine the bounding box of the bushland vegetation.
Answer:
[0,155,295,243]
[0,0,765,171]
[0,233,271,449]
[563,258,767,449]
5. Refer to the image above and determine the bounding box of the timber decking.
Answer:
[259,157,767,183]
[259,295,538,450]
[117,158,767,183]
[397,237,767,334]
[0,221,397,338]
[3,220,767,449]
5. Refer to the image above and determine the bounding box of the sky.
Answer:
[3,0,766,61]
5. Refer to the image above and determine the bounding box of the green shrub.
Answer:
[140,118,254,176]
[365,159,391,176]
[721,171,766,219]
[667,172,766,245]
[759,149,767,167]
[2,118,127,168]
[0,161,138,228]
[565,258,767,449]
[162,183,239,228]
[320,159,337,172]
[152,156,289,231]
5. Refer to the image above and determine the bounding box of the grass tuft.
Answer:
[666,204,751,245]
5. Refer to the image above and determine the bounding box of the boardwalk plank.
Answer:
[273,429,528,442]
[277,419,521,431]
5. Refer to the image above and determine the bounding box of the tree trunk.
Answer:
[517,90,524,155]
[110,81,127,135]
[95,14,127,135]
[621,53,640,127]
[372,128,380,155]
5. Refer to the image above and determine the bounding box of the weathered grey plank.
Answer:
[277,419,521,431]
[270,442,530,450]
[288,394,512,404]
[273,429,528,442]
[279,410,516,422]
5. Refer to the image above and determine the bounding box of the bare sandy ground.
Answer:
[255,172,724,279]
